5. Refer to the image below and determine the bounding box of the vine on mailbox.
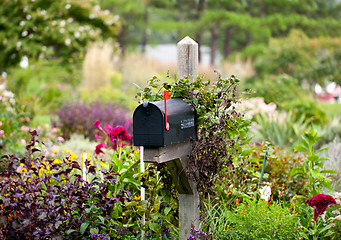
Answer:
[136,73,251,195]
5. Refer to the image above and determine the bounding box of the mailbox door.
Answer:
[153,99,197,145]
[133,103,164,147]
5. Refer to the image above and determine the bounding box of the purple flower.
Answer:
[306,194,337,222]
[89,233,109,240]
[186,228,207,240]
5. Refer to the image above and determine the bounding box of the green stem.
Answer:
[313,220,317,240]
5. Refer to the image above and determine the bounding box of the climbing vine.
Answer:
[136,73,251,195]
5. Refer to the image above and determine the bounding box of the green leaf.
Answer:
[66,229,76,235]
[294,145,307,152]
[98,216,105,224]
[164,207,172,215]
[319,223,333,233]
[80,222,90,235]
[90,228,99,234]
[299,232,309,239]
[320,170,337,174]
[149,222,159,232]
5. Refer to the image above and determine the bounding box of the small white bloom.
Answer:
[259,186,271,202]
[114,15,120,21]
[20,21,25,26]
[67,17,73,23]
[52,20,57,26]
[74,32,80,38]
[0,83,5,91]
[26,15,31,20]
[104,10,110,15]
[59,28,65,34]
[94,5,100,11]
[60,20,66,27]
[65,4,71,9]
[16,41,22,50]
[79,26,84,32]
[89,14,95,19]
[40,10,46,15]
[65,38,71,46]
[21,31,28,37]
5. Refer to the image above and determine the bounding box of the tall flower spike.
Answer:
[306,194,337,222]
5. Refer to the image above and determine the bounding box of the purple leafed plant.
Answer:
[0,130,136,239]
[56,101,132,141]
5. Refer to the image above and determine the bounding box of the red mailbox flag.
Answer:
[164,90,170,131]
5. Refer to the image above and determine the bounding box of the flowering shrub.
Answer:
[56,101,132,141]
[0,80,32,156]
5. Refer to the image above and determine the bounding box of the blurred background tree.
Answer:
[0,0,119,72]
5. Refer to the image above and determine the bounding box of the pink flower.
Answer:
[270,228,273,233]
[93,120,101,129]
[282,185,286,189]
[235,199,239,204]
[280,192,284,196]
[306,194,337,222]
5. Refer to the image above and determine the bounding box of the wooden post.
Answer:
[177,36,200,239]
[177,36,199,82]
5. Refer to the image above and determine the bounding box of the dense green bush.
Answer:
[6,59,79,115]
[203,197,300,240]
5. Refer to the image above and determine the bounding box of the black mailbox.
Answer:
[133,98,197,147]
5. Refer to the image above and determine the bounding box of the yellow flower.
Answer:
[53,159,62,164]
[52,149,59,154]
[62,149,71,154]
[70,153,78,160]
[100,162,105,168]
[134,195,141,201]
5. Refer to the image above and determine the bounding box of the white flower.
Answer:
[104,10,110,15]
[21,31,28,37]
[67,17,73,23]
[59,28,65,34]
[26,15,31,20]
[65,38,71,46]
[60,20,66,27]
[259,186,271,201]
[74,32,80,38]
[40,10,46,15]
[19,21,25,26]
[65,4,71,9]
[16,41,22,50]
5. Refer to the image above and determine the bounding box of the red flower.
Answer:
[109,126,131,142]
[94,120,101,129]
[95,143,107,155]
[306,194,337,222]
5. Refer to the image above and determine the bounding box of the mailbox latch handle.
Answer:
[164,90,170,131]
